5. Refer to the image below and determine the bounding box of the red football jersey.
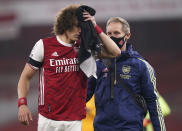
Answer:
[29,36,87,120]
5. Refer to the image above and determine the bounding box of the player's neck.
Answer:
[59,34,74,45]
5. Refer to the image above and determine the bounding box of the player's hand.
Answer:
[18,105,33,125]
[86,107,92,114]
[83,11,96,27]
[143,118,151,127]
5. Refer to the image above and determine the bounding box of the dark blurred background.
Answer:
[0,0,182,131]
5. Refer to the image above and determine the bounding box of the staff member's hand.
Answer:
[83,11,97,27]
[18,105,33,125]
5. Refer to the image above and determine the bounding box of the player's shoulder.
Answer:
[42,36,56,43]
[42,36,56,40]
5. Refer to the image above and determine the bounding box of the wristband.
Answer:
[95,25,103,34]
[18,97,27,107]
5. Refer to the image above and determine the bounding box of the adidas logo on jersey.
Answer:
[51,51,59,56]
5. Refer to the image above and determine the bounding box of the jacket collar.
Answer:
[116,43,143,61]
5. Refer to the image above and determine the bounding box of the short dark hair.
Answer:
[53,4,80,35]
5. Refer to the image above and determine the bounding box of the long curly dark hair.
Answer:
[53,4,80,35]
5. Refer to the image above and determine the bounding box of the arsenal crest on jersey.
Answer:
[122,65,131,74]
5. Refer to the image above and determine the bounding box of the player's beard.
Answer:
[65,32,76,45]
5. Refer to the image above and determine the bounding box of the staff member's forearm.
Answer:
[17,64,36,98]
[99,32,121,57]
[82,11,121,57]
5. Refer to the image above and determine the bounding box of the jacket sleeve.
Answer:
[145,95,171,120]
[140,60,166,131]
[86,60,104,102]
[86,76,97,102]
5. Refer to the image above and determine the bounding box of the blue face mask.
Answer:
[110,35,126,48]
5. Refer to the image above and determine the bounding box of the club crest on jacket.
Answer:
[122,65,131,74]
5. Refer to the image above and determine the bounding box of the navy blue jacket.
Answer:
[87,44,166,131]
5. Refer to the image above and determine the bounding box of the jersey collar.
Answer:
[56,35,73,47]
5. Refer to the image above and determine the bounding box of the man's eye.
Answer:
[107,32,111,35]
[114,32,120,35]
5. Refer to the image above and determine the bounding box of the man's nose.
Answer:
[78,27,81,33]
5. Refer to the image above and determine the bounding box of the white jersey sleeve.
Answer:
[29,39,44,62]
[28,39,44,69]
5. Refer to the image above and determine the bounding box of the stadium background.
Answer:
[0,0,182,130]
